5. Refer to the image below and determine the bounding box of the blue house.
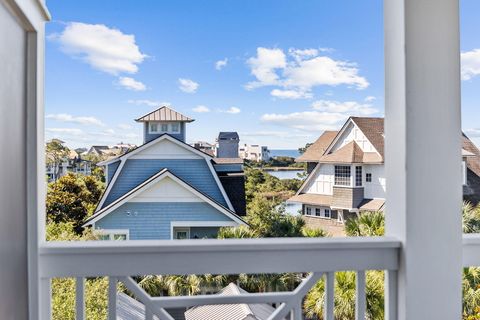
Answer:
[83,106,247,240]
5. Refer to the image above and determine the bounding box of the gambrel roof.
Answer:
[135,106,194,122]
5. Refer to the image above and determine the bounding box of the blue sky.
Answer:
[45,0,480,149]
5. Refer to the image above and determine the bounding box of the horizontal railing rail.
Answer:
[38,237,401,278]
[38,237,401,320]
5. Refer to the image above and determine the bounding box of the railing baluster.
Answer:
[40,278,52,320]
[75,277,85,320]
[355,271,366,320]
[108,277,117,320]
[293,300,303,319]
[324,272,334,320]
[385,270,398,320]
[145,307,153,320]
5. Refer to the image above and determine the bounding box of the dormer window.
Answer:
[171,123,180,133]
[149,122,181,134]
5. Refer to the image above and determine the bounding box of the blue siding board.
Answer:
[107,160,121,184]
[96,202,232,240]
[213,164,243,172]
[102,159,227,208]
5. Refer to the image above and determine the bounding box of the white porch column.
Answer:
[385,0,462,319]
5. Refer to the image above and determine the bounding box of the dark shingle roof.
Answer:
[218,132,239,140]
[217,172,246,216]
[135,106,194,122]
[296,131,338,162]
[350,117,384,157]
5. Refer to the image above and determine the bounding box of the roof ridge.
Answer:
[135,105,194,122]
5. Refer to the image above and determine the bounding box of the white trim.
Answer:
[129,154,201,160]
[206,159,235,211]
[170,221,238,240]
[172,227,190,240]
[96,134,234,213]
[85,170,246,227]
[323,119,381,158]
[296,163,321,195]
[95,229,130,241]
[96,159,126,210]
[99,134,211,166]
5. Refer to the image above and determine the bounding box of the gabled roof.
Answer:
[463,133,480,177]
[135,106,194,122]
[319,141,382,164]
[185,283,286,320]
[84,168,246,227]
[98,134,212,166]
[350,117,384,157]
[296,131,338,163]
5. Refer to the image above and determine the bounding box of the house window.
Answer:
[355,166,362,186]
[334,165,351,186]
[366,173,372,182]
[97,230,129,241]
[306,207,312,215]
[149,123,159,133]
[171,123,180,133]
[315,208,321,216]
[174,227,190,240]
[161,124,169,132]
[324,209,331,218]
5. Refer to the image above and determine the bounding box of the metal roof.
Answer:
[218,132,240,140]
[185,283,286,320]
[135,106,194,122]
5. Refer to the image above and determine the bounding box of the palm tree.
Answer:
[303,271,384,320]
[345,211,385,237]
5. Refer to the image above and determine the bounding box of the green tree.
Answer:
[46,139,70,182]
[46,173,104,233]
[345,211,385,237]
[298,142,313,155]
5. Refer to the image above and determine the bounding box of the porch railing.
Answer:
[38,237,400,319]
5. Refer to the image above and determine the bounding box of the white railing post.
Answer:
[108,277,117,320]
[76,277,85,320]
[385,0,462,319]
[39,278,51,320]
[355,271,366,320]
[385,270,398,320]
[324,272,334,320]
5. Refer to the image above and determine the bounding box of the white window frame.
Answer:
[366,173,372,183]
[324,208,331,219]
[149,122,159,133]
[171,122,180,133]
[173,227,190,240]
[334,165,352,187]
[149,122,181,134]
[305,206,312,216]
[95,229,130,241]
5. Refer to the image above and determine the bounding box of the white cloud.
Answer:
[312,100,377,115]
[261,98,379,132]
[246,47,369,93]
[465,128,480,138]
[118,123,133,130]
[224,107,241,114]
[192,105,210,113]
[241,131,312,139]
[270,89,313,100]
[46,113,105,126]
[128,99,170,107]
[364,96,376,102]
[215,58,228,70]
[53,22,146,75]
[46,128,85,136]
[246,47,286,89]
[178,78,199,93]
[461,49,480,80]
[118,77,146,91]
[261,111,347,131]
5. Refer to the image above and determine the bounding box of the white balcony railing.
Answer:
[39,237,401,320]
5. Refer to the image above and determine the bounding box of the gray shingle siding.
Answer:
[331,187,364,209]
[95,202,232,240]
[102,159,227,208]
[143,123,186,143]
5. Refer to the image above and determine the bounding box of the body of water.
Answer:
[267,170,304,180]
[283,202,302,216]
[269,149,300,158]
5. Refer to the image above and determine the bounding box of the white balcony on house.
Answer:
[0,0,477,319]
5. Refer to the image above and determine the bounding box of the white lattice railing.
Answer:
[38,237,401,320]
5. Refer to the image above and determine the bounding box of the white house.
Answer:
[290,116,480,229]
[239,144,270,162]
